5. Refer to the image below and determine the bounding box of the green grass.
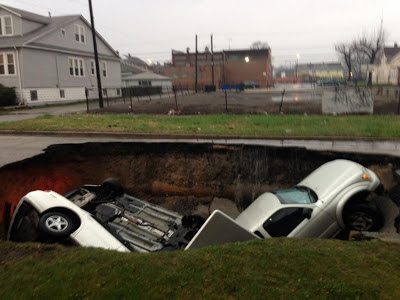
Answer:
[1,114,400,138]
[0,239,399,298]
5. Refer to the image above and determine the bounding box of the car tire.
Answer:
[39,212,74,238]
[101,178,124,196]
[343,203,383,232]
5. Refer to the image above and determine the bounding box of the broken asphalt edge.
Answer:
[0,129,400,142]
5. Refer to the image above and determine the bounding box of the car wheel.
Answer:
[39,212,74,238]
[344,204,383,231]
[101,178,124,196]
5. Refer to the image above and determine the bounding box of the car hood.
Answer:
[298,159,380,202]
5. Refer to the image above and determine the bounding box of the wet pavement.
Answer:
[0,102,88,122]
[1,134,399,168]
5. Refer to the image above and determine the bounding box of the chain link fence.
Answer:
[81,85,400,115]
[85,86,196,113]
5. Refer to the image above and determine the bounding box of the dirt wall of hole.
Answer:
[1,142,399,236]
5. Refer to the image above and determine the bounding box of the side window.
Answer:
[74,24,85,43]
[90,60,96,75]
[0,15,13,36]
[263,208,306,237]
[30,90,38,101]
[101,61,107,77]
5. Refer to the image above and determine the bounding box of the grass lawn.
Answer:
[0,114,400,139]
[0,239,399,298]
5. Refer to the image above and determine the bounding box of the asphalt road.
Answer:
[0,102,88,123]
[1,134,399,168]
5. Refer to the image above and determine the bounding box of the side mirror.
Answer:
[302,208,313,219]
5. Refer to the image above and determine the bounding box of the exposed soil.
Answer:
[89,89,399,115]
[1,142,400,239]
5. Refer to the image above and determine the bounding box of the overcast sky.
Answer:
[2,0,400,67]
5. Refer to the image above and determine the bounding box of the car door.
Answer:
[261,205,336,238]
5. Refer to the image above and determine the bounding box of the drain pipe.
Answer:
[14,47,24,105]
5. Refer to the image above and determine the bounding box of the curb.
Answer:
[0,130,400,142]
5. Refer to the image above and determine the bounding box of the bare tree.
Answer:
[352,48,369,81]
[335,42,354,81]
[354,23,387,85]
[250,41,270,50]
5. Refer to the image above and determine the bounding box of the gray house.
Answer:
[0,5,121,104]
[122,70,173,93]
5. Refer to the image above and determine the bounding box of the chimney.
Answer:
[186,47,190,54]
[48,12,52,18]
[395,42,398,48]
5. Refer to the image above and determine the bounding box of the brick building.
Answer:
[164,48,272,89]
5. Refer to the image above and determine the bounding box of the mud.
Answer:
[1,141,400,238]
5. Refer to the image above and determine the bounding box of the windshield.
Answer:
[272,186,317,204]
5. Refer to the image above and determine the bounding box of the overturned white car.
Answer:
[8,159,384,252]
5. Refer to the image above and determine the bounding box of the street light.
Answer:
[295,54,300,83]
[245,56,250,63]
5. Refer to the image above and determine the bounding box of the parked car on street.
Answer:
[8,160,384,252]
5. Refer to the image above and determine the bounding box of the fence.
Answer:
[82,85,400,115]
[84,85,196,113]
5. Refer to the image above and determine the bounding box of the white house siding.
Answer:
[21,18,44,35]
[23,87,121,104]
[0,48,20,96]
[123,79,173,92]
[22,87,86,104]
[0,9,21,35]
[35,18,116,57]
[0,6,122,105]
[372,54,400,85]
[19,48,121,103]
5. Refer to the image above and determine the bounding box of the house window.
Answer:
[90,60,96,75]
[181,73,188,79]
[30,90,38,101]
[68,57,85,77]
[60,89,65,98]
[101,61,107,77]
[74,24,85,43]
[139,81,151,86]
[61,29,66,38]
[102,89,107,96]
[0,53,16,75]
[0,15,13,36]
[117,89,120,96]
[79,60,84,76]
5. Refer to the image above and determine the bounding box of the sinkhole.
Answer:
[1,142,399,239]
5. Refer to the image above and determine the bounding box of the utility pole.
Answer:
[88,0,103,108]
[211,34,214,87]
[195,34,198,93]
